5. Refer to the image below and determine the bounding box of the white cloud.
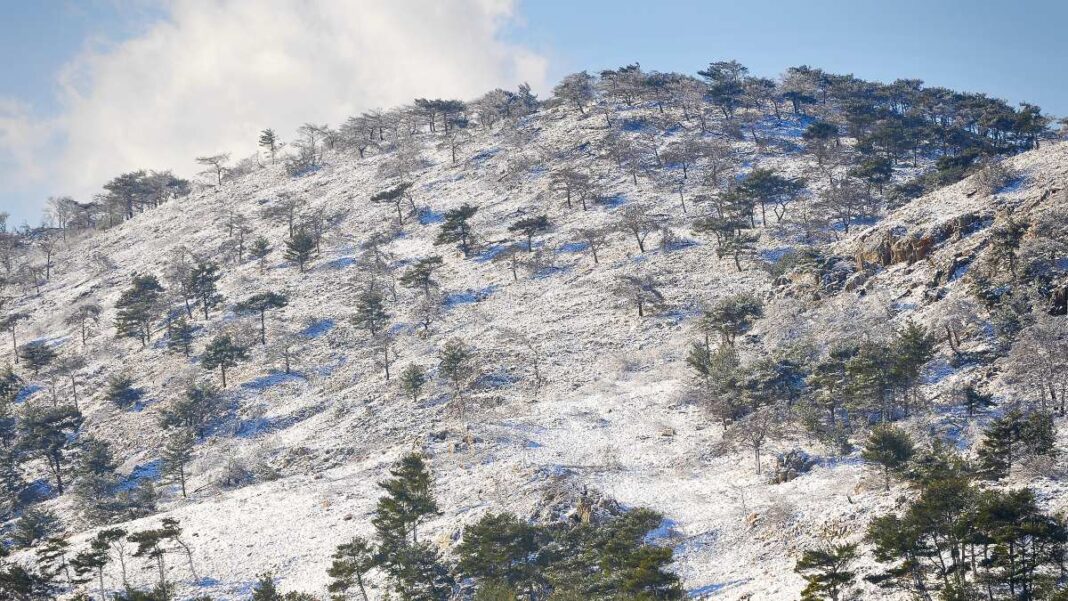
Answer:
[2,0,548,218]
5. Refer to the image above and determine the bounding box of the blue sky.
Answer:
[511,0,1068,113]
[1,0,1066,226]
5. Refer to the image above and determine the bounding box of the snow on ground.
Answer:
[5,100,1068,599]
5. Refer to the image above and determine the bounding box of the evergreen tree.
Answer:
[16,405,83,494]
[458,513,544,598]
[0,363,23,404]
[17,341,55,377]
[353,289,391,337]
[738,168,807,225]
[11,507,62,548]
[249,236,272,260]
[438,339,474,412]
[284,231,317,272]
[201,334,249,388]
[160,380,224,437]
[794,544,857,601]
[372,453,449,600]
[235,292,289,345]
[976,409,1057,479]
[400,364,427,402]
[259,129,279,164]
[845,341,896,421]
[435,204,478,257]
[699,293,763,347]
[0,445,24,520]
[35,537,72,587]
[166,318,195,357]
[70,437,124,522]
[961,383,995,417]
[71,537,111,601]
[114,274,165,347]
[327,537,376,601]
[188,261,224,320]
[104,374,142,410]
[373,453,439,548]
[161,429,195,498]
[507,215,550,252]
[544,508,682,599]
[889,321,936,416]
[127,528,170,599]
[862,425,915,490]
[251,572,280,601]
[0,561,55,601]
[371,182,415,224]
[399,256,444,297]
[114,273,164,345]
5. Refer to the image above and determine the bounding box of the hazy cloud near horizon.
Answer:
[0,0,548,222]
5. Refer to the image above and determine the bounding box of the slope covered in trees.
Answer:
[0,61,1066,600]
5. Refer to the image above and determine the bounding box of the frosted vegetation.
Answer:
[1,60,1067,600]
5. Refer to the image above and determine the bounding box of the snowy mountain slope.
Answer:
[4,95,1068,600]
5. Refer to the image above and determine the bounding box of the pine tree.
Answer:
[161,429,195,498]
[699,293,763,347]
[976,410,1057,479]
[889,321,936,416]
[457,513,543,596]
[0,363,22,404]
[160,380,224,437]
[251,572,280,601]
[236,292,289,345]
[327,537,376,601]
[16,405,83,494]
[372,453,450,600]
[166,318,195,357]
[353,289,391,337]
[399,256,444,297]
[862,425,915,491]
[259,129,279,164]
[249,236,272,260]
[371,182,414,224]
[284,231,317,272]
[0,445,24,520]
[70,437,123,522]
[373,453,438,547]
[71,538,111,601]
[188,261,223,320]
[961,383,995,417]
[114,274,164,347]
[0,313,30,364]
[127,527,169,598]
[438,339,474,412]
[795,544,857,601]
[104,374,142,410]
[17,341,56,376]
[435,204,478,257]
[35,537,72,587]
[11,507,62,548]
[400,364,427,402]
[507,215,550,252]
[201,334,249,388]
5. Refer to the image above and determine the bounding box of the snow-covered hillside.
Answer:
[4,90,1068,601]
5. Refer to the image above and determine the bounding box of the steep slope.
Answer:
[4,95,1067,600]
